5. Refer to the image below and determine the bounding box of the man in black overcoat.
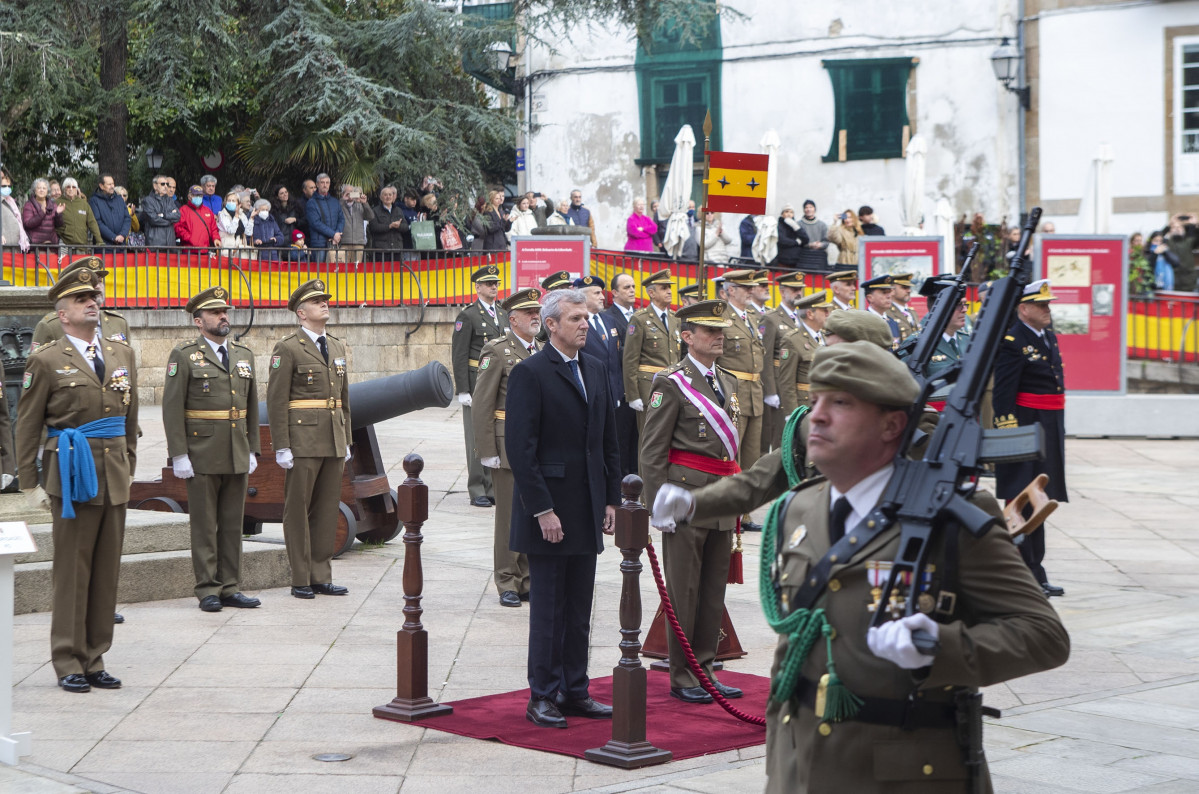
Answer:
[505,288,622,728]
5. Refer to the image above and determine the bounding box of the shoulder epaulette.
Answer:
[39,311,56,324]
[789,474,827,495]
[230,340,252,351]
[28,340,56,356]
[1004,334,1015,341]
[106,336,132,348]
[102,308,125,319]
[324,331,340,341]
[280,332,297,342]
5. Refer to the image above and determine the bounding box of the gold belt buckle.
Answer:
[230,407,243,420]
[327,398,337,410]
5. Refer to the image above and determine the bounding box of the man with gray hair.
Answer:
[141,175,181,248]
[338,184,374,264]
[199,175,221,215]
[505,286,620,728]
[306,173,343,263]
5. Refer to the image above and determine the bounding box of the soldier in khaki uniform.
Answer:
[451,265,507,507]
[790,291,832,409]
[0,387,14,490]
[640,299,743,704]
[760,273,805,450]
[747,270,772,319]
[715,270,765,531]
[32,256,131,351]
[16,269,138,693]
[678,283,700,307]
[267,279,352,599]
[162,286,262,612]
[827,269,857,311]
[540,270,572,292]
[623,270,680,432]
[473,288,541,608]
[761,342,1069,792]
[886,272,920,341]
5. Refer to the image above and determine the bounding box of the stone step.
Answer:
[0,492,51,526]
[15,540,291,614]
[18,510,194,564]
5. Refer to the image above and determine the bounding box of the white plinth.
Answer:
[0,523,36,764]
[1065,394,1199,437]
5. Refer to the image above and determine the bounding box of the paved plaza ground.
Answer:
[5,403,1199,793]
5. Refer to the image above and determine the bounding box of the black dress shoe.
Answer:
[199,595,223,612]
[291,586,315,599]
[113,613,124,624]
[85,671,121,689]
[554,693,612,719]
[1041,582,1065,597]
[311,583,348,596]
[710,678,743,699]
[741,520,763,533]
[486,496,496,505]
[519,591,530,602]
[499,590,521,607]
[471,496,492,508]
[526,697,567,728]
[670,685,714,704]
[220,593,261,608]
[58,674,90,693]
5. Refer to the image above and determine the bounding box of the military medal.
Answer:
[202,380,210,393]
[788,525,807,549]
[236,361,252,378]
[334,357,346,377]
[697,421,707,439]
[307,372,314,385]
[108,367,131,393]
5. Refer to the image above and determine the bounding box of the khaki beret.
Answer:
[810,340,920,408]
[823,309,893,350]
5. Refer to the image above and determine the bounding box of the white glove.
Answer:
[651,484,694,534]
[457,392,472,407]
[481,456,501,469]
[867,613,939,670]
[764,394,781,409]
[1,473,13,489]
[172,454,195,479]
[276,448,294,469]
[248,455,258,475]
[26,485,50,511]
[345,446,352,463]
[629,398,644,412]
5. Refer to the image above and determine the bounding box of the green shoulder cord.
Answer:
[760,405,862,722]
[779,405,810,487]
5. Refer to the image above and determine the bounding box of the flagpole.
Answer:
[698,109,712,300]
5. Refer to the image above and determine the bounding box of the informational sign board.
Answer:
[1033,235,1128,393]
[0,523,35,556]
[510,236,590,292]
[858,236,946,315]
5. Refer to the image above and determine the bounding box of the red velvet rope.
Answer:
[644,539,766,727]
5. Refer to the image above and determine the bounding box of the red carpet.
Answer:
[414,670,768,761]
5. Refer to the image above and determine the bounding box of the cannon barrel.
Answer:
[259,361,454,429]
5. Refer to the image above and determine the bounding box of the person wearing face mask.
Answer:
[0,168,30,254]
[251,199,284,260]
[175,185,220,250]
[216,191,253,251]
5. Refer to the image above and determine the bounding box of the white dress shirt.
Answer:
[829,464,894,537]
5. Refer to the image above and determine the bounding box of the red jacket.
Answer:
[22,199,64,245]
[175,203,219,248]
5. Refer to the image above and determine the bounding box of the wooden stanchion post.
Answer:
[585,475,672,768]
[373,454,453,722]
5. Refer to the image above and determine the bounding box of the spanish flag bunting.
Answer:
[704,150,769,215]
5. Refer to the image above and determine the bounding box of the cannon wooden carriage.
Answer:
[129,361,453,555]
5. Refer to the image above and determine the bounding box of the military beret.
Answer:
[541,270,572,291]
[59,255,108,280]
[861,274,894,292]
[48,267,100,303]
[810,340,920,408]
[573,275,605,290]
[186,285,234,314]
[676,299,732,328]
[795,290,833,310]
[823,309,893,350]
[471,265,501,284]
[1022,279,1057,303]
[775,272,805,289]
[642,269,672,288]
[827,270,858,284]
[287,278,332,312]
[502,288,542,312]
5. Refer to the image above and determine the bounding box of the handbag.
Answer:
[411,220,437,250]
[440,222,463,251]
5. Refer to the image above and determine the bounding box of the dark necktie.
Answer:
[660,311,668,327]
[568,359,585,397]
[949,336,960,356]
[317,335,329,364]
[87,344,105,380]
[218,345,229,370]
[705,372,724,407]
[829,496,852,544]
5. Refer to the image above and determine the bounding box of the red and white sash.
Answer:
[667,370,739,461]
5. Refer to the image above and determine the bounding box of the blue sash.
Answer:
[46,416,127,518]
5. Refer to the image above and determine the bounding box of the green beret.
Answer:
[810,341,919,408]
[823,309,892,350]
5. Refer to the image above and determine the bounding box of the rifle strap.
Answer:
[790,506,894,612]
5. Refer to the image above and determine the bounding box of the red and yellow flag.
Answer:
[703,151,769,215]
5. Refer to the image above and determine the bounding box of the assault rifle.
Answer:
[895,243,977,388]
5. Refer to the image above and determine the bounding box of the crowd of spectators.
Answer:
[1128,213,1198,294]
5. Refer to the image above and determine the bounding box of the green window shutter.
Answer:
[823,58,915,163]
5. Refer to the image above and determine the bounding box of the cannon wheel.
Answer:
[332,502,358,559]
[354,488,403,545]
[131,496,184,513]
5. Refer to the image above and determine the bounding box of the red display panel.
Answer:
[859,237,945,315]
[1035,236,1127,393]
[510,236,590,292]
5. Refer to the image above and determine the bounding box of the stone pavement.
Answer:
[5,405,1199,793]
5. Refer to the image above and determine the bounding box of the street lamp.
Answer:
[990,37,1030,110]
[145,147,164,170]
[486,41,515,74]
